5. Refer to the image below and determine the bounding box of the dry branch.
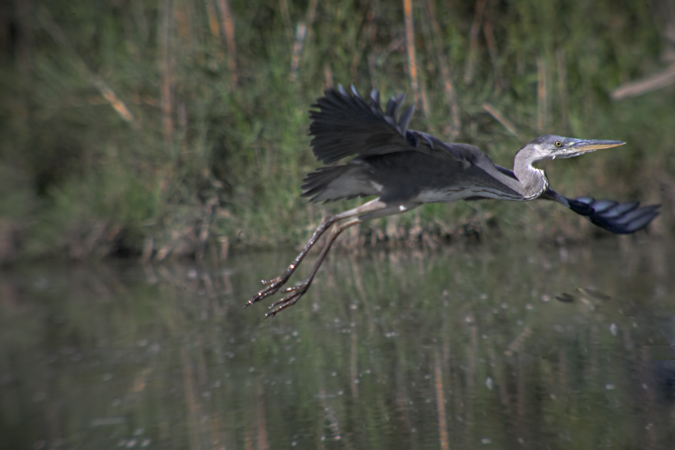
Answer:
[537,57,548,132]
[404,0,429,117]
[425,0,461,138]
[463,0,487,84]
[38,7,136,126]
[483,13,502,93]
[482,102,520,139]
[217,0,238,88]
[289,0,318,82]
[611,65,675,100]
[159,0,174,143]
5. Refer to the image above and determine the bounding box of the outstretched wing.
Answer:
[541,189,660,234]
[310,85,476,164]
[309,85,416,164]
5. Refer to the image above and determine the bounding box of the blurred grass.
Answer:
[0,0,673,262]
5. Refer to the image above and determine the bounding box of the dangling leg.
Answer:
[244,215,338,308]
[244,199,390,309]
[265,216,360,317]
[264,201,420,317]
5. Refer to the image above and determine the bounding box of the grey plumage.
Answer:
[246,85,660,317]
[305,85,659,232]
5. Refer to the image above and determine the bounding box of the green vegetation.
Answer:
[1,1,673,262]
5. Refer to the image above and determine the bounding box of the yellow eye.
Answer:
[555,141,562,147]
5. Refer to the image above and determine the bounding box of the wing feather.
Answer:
[310,85,462,164]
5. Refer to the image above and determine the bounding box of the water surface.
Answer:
[1,238,674,449]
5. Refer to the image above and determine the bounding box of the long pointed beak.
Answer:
[555,139,625,159]
[572,139,625,152]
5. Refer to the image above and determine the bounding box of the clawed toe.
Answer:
[260,277,278,285]
[245,210,361,316]
[244,277,286,309]
[265,295,299,318]
[283,285,301,293]
[264,283,310,317]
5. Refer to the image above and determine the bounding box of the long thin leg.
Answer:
[244,215,336,308]
[263,201,419,317]
[265,216,361,316]
[244,199,388,309]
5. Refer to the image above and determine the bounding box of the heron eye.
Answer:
[555,141,562,147]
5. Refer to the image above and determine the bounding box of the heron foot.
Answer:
[265,282,311,318]
[243,273,293,309]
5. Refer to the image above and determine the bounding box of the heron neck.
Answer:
[512,154,549,200]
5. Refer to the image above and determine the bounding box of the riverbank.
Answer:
[1,1,672,263]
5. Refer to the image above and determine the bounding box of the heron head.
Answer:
[527,135,625,161]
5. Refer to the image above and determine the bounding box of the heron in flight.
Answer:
[246,85,659,317]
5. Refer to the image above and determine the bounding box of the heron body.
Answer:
[246,85,660,317]
[305,148,530,204]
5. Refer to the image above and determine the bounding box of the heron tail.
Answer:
[301,164,377,203]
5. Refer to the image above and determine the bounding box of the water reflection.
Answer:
[1,239,674,449]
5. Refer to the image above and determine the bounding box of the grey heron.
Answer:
[245,85,659,317]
